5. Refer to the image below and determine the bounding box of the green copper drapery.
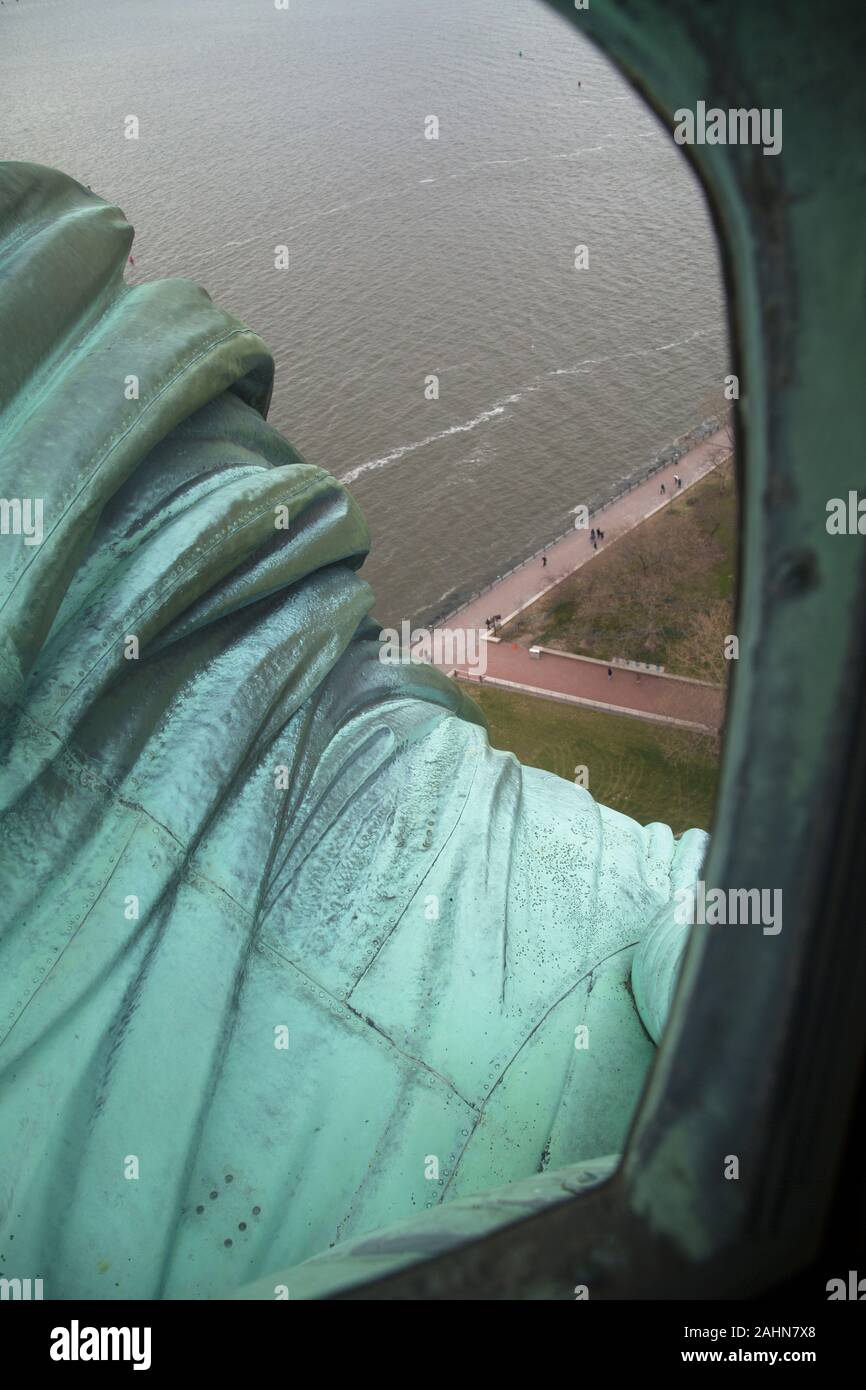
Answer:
[0,164,705,1298]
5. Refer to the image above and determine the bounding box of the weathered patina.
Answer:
[0,160,705,1298]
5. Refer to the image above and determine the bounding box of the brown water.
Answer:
[1,0,729,626]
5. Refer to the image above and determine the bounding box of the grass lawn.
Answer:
[500,458,737,684]
[464,681,719,835]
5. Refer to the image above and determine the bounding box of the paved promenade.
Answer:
[436,428,730,633]
[432,427,731,732]
[461,642,724,733]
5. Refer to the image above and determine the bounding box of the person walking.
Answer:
[590,528,596,542]
[607,666,612,680]
[660,482,666,494]
[542,554,547,568]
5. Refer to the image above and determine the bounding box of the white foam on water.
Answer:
[342,321,724,488]
[551,326,722,377]
[341,390,530,485]
[192,143,634,265]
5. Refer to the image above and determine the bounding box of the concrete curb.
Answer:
[531,645,724,690]
[457,674,717,734]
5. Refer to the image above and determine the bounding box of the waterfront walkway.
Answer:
[433,427,731,732]
[460,642,724,733]
[435,427,730,633]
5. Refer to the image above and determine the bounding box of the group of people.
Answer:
[482,473,682,645]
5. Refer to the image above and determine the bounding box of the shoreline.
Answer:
[430,421,731,638]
